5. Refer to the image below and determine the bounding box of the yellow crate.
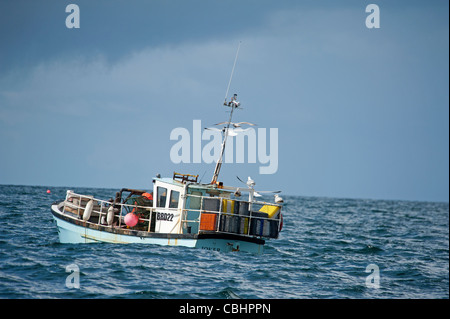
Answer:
[259,205,281,218]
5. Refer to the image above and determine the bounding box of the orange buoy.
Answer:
[142,192,153,200]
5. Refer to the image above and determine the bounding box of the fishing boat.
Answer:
[50,171,283,253]
[50,47,284,253]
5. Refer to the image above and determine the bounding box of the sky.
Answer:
[0,0,448,202]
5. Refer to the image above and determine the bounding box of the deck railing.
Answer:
[62,190,158,232]
[62,190,282,239]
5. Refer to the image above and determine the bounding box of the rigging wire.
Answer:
[224,41,242,104]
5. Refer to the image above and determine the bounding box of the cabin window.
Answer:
[169,190,180,208]
[157,187,167,207]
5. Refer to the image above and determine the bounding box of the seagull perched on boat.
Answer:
[236,175,256,188]
[274,194,284,203]
[246,176,255,188]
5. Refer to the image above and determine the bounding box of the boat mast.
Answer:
[211,95,239,184]
[211,42,241,185]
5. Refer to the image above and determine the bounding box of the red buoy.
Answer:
[124,213,138,227]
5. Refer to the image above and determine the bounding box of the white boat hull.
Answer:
[51,204,264,254]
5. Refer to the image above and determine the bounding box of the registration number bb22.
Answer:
[156,212,174,221]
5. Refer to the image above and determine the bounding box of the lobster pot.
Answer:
[249,212,268,236]
[222,199,235,214]
[263,219,280,238]
[236,201,250,216]
[236,201,250,235]
[248,212,280,238]
[216,199,240,233]
[228,215,241,234]
[268,219,280,238]
[202,197,221,212]
[219,214,240,234]
[239,217,249,235]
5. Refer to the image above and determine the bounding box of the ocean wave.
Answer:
[0,185,448,298]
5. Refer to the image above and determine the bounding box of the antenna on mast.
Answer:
[223,41,241,106]
[211,41,242,185]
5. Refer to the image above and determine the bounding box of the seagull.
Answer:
[247,176,255,188]
[236,175,256,188]
[232,127,252,133]
[205,126,253,136]
[236,175,282,201]
[204,127,238,136]
[205,127,223,132]
[214,121,256,128]
[274,194,284,203]
[235,122,256,127]
[226,129,238,137]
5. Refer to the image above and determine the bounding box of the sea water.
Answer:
[0,185,448,299]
